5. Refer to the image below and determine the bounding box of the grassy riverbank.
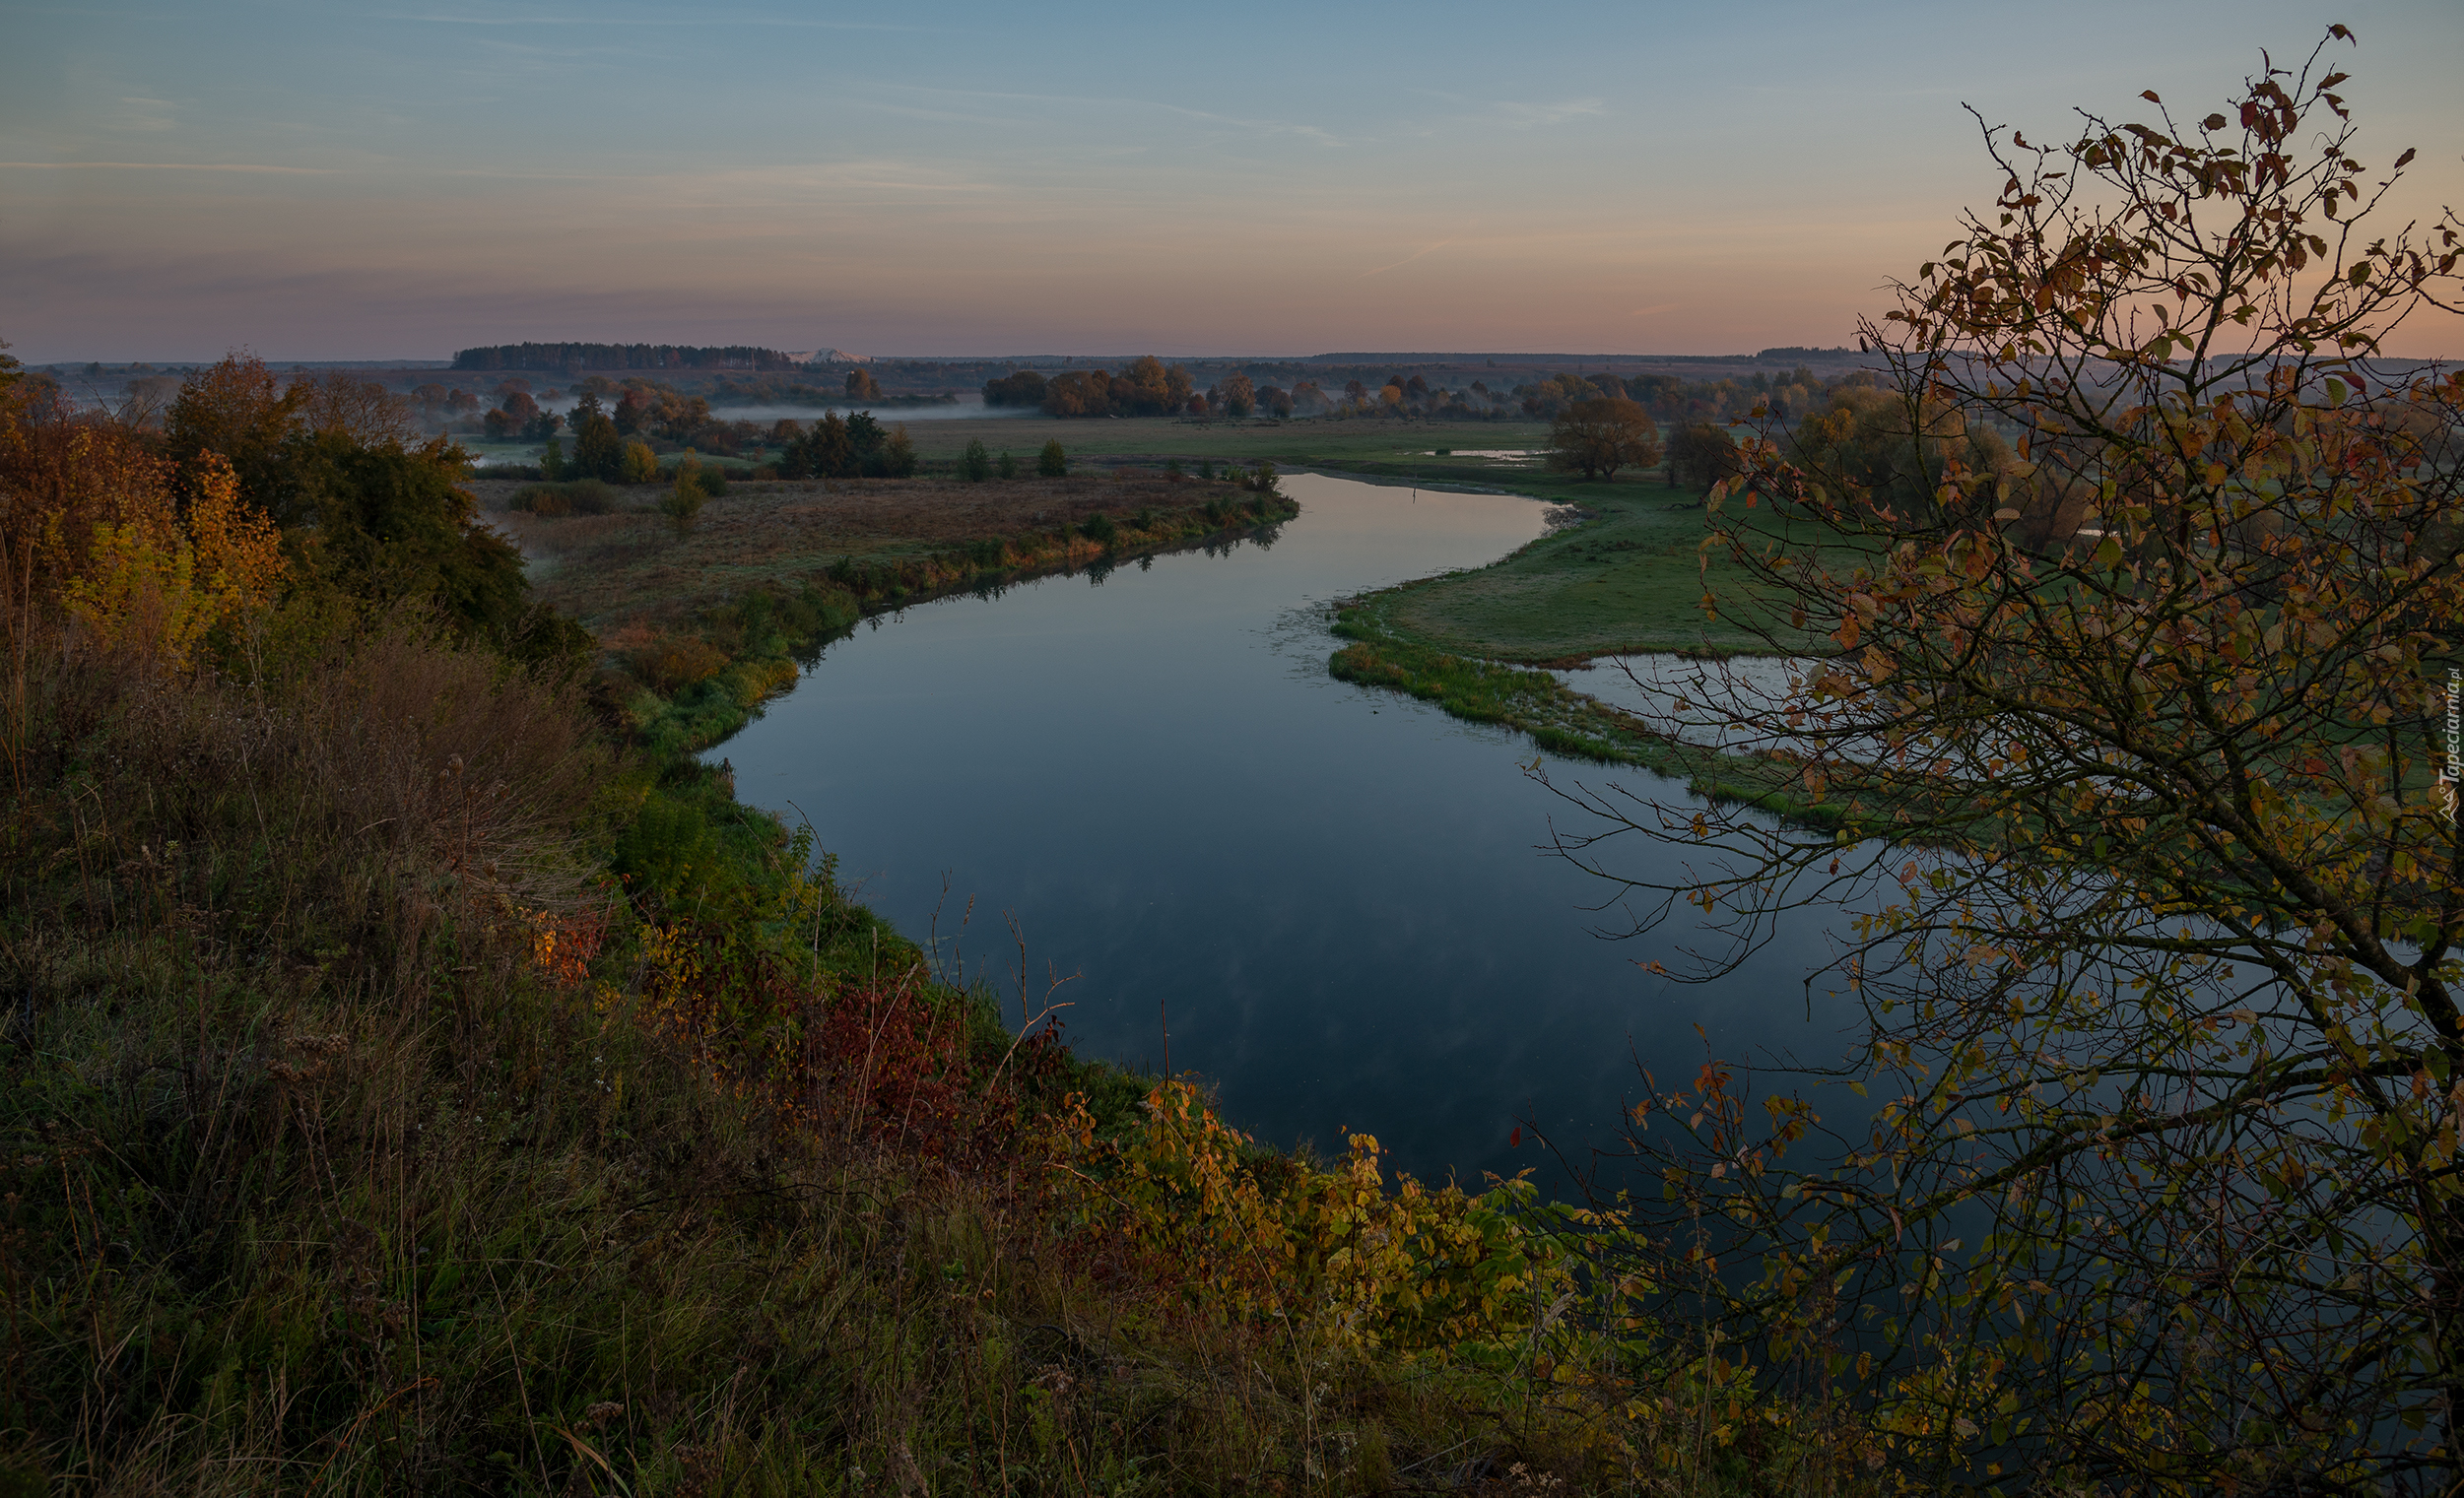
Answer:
[1289,456,1862,829]
[479,470,1299,757]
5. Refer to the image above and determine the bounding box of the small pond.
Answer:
[709,472,1857,1188]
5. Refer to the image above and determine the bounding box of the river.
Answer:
[708,472,1856,1188]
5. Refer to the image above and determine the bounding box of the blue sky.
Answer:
[5,0,2459,359]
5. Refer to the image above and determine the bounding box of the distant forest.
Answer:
[451,343,801,373]
[986,355,1862,426]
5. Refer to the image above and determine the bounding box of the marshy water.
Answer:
[710,471,1856,1187]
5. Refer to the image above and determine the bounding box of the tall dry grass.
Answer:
[0,444,1874,1492]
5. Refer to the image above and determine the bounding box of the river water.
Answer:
[709,472,1855,1188]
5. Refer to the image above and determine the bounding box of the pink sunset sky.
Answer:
[5,0,2460,361]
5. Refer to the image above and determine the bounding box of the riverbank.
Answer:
[477,470,1299,757]
[1298,465,1882,832]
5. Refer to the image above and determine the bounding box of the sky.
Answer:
[4,0,2460,361]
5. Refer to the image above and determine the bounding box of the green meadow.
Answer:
[894,413,1792,660]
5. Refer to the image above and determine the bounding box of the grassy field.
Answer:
[476,468,1287,637]
[1342,485,1792,662]
[889,414,1798,660]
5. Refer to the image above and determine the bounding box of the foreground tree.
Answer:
[1556,33,2464,1491]
[1548,396,1662,480]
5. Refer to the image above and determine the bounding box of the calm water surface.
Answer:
[711,473,1853,1187]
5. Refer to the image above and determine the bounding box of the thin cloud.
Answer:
[117,96,176,132]
[1362,238,1456,278]
[1493,98,1607,130]
[371,12,925,31]
[888,85,1339,146]
[0,161,336,174]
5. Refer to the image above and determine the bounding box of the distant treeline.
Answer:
[984,356,1875,426]
[451,343,801,373]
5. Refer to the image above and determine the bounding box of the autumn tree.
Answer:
[294,370,416,447]
[879,424,917,479]
[982,369,1046,407]
[1041,370,1111,418]
[1108,356,1194,416]
[163,352,306,520]
[1555,33,2464,1491]
[63,454,289,671]
[660,454,707,536]
[1665,421,1743,488]
[844,368,884,402]
[566,400,620,482]
[612,386,652,436]
[1547,396,1661,480]
[807,413,855,479]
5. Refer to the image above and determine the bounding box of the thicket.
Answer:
[769,412,915,481]
[1009,358,1199,420]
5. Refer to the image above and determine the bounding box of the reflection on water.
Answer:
[709,472,1858,1186]
[1419,448,1545,464]
[1556,655,1819,752]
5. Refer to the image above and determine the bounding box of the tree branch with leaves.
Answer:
[1553,31,2464,1491]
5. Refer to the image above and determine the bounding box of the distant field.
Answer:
[882,416,1798,658]
[474,411,1803,662]
[475,469,1274,637]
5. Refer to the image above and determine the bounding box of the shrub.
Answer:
[565,479,619,513]
[1079,512,1117,548]
[619,439,659,484]
[628,631,727,691]
[1036,439,1067,477]
[610,789,740,912]
[660,464,708,536]
[508,479,621,516]
[996,450,1019,480]
[959,437,991,483]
